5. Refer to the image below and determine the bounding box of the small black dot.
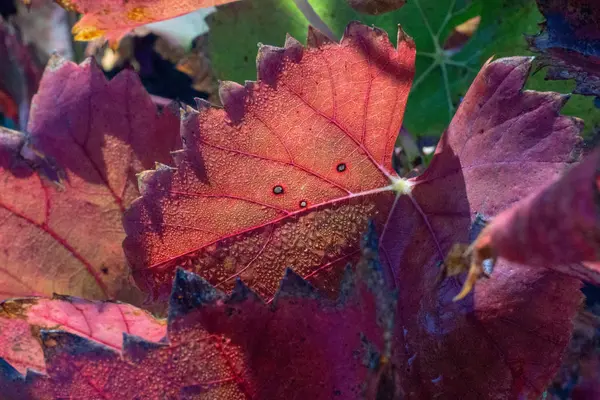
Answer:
[273,185,284,195]
[299,200,307,208]
[101,267,109,275]
[336,163,347,172]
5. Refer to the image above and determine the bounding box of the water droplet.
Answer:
[336,163,347,172]
[299,200,307,208]
[273,185,284,195]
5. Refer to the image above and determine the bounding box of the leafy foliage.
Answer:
[206,0,600,137]
[0,4,595,397]
[0,230,396,399]
[0,57,180,302]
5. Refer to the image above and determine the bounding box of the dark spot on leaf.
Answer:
[334,389,342,396]
[273,185,284,195]
[299,200,307,208]
[101,267,109,275]
[337,163,347,172]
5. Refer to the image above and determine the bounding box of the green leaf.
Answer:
[310,0,599,137]
[207,0,310,84]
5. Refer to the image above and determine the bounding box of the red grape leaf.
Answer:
[528,0,600,97]
[48,0,239,44]
[463,147,600,292]
[0,18,42,129]
[0,295,166,375]
[380,57,584,398]
[0,57,181,302]
[123,23,416,302]
[0,230,397,399]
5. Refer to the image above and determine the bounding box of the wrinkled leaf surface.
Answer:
[124,23,415,302]
[1,234,396,399]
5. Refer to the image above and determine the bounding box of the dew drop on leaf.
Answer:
[273,185,284,195]
[336,163,347,172]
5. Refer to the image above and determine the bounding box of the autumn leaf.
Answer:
[380,56,584,398]
[0,295,166,375]
[0,229,396,399]
[0,17,42,129]
[461,148,600,292]
[0,56,181,302]
[123,22,416,302]
[47,0,239,44]
[528,0,600,98]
